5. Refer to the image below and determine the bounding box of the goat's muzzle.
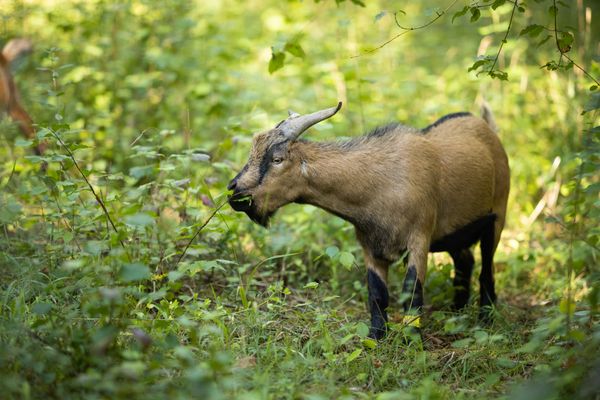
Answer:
[228,191,253,212]
[228,191,271,227]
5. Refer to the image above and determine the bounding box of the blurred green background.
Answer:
[0,0,598,399]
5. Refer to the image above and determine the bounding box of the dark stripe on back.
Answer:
[367,122,402,138]
[421,112,472,133]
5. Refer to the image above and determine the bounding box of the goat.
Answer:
[228,102,509,339]
[0,38,44,155]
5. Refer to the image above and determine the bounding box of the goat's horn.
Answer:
[279,102,342,140]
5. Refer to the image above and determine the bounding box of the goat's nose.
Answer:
[227,179,237,191]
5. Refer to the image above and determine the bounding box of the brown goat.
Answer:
[228,102,509,339]
[0,38,44,154]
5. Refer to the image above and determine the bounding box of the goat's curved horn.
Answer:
[279,102,342,141]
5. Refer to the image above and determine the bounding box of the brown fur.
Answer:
[0,39,44,154]
[229,106,510,332]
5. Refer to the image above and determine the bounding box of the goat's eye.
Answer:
[272,157,283,164]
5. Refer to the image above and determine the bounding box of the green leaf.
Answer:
[557,32,574,53]
[452,6,468,23]
[325,246,339,258]
[168,270,185,282]
[185,260,225,275]
[468,59,488,72]
[36,128,52,139]
[491,0,506,10]
[548,5,558,17]
[345,348,362,363]
[362,338,377,349]
[129,165,154,179]
[340,333,356,346]
[559,297,576,316]
[473,330,489,344]
[490,70,508,80]
[584,93,600,112]
[470,7,481,23]
[304,281,319,289]
[268,49,285,74]
[15,138,33,147]
[451,338,473,348]
[350,0,365,6]
[84,240,107,256]
[284,42,305,58]
[338,251,355,269]
[120,263,151,282]
[520,24,544,38]
[0,195,22,223]
[238,285,249,308]
[496,358,518,368]
[125,213,155,227]
[32,302,53,315]
[356,322,370,337]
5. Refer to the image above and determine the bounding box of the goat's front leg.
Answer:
[401,237,429,333]
[364,252,390,340]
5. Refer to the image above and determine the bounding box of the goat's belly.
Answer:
[429,213,496,253]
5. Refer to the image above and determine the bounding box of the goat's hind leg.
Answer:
[479,218,498,322]
[450,248,474,310]
[400,238,429,339]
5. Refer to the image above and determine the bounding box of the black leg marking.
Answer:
[450,248,474,310]
[400,265,424,341]
[479,221,497,322]
[401,266,424,313]
[367,269,389,340]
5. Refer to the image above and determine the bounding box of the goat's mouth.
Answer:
[228,193,253,212]
[228,193,272,227]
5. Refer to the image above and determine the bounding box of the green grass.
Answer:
[0,218,596,399]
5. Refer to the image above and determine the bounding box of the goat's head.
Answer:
[228,102,342,226]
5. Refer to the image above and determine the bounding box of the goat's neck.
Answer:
[295,141,376,223]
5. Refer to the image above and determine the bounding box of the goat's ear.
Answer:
[2,38,33,64]
[279,102,342,141]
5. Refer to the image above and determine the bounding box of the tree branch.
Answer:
[351,0,458,58]
[487,0,518,76]
[175,200,226,266]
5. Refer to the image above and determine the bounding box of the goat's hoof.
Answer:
[368,327,387,340]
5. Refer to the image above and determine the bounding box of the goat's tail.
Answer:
[480,102,498,133]
[2,38,33,64]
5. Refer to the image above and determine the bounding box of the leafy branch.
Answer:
[49,129,128,255]
[486,0,518,80]
[549,0,599,86]
[465,0,599,84]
